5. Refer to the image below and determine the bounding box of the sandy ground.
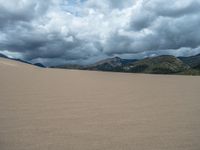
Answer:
[0,58,200,150]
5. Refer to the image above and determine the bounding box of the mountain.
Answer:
[52,54,200,75]
[12,58,32,65]
[54,57,137,71]
[179,54,200,69]
[123,55,190,74]
[53,64,83,69]
[86,57,137,71]
[0,53,45,68]
[0,53,9,59]
[2,52,199,75]
[33,63,46,68]
[193,64,200,70]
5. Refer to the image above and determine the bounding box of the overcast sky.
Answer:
[0,0,200,65]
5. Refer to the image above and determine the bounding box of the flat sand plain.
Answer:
[0,58,200,150]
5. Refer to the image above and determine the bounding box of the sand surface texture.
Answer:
[0,58,200,150]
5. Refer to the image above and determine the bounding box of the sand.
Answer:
[0,57,200,150]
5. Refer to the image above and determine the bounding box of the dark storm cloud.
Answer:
[145,0,200,18]
[0,1,51,28]
[0,0,200,65]
[0,25,91,60]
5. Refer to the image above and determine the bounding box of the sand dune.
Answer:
[0,58,200,150]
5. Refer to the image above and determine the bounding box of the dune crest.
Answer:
[0,59,18,67]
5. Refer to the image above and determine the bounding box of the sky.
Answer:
[0,0,200,66]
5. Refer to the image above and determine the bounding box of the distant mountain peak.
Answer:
[33,63,46,68]
[123,55,190,74]
[0,53,9,59]
[113,56,121,59]
[50,53,200,75]
[85,56,137,71]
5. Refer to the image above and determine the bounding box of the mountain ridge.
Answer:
[54,54,200,75]
[1,53,200,75]
[178,54,200,68]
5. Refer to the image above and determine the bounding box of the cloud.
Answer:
[0,0,52,28]
[104,0,200,55]
[0,0,200,66]
[144,0,200,17]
